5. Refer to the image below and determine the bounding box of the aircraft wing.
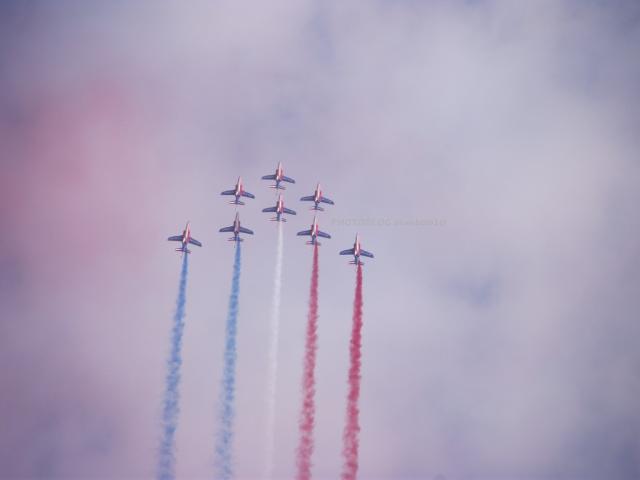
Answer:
[221,189,235,196]
[283,207,296,215]
[262,174,277,180]
[320,196,334,205]
[168,235,183,242]
[262,206,277,213]
[241,191,255,199]
[219,226,234,233]
[340,248,355,256]
[297,229,312,236]
[360,250,374,258]
[188,238,202,247]
[317,230,331,239]
[282,175,295,184]
[300,195,315,202]
[239,226,254,235]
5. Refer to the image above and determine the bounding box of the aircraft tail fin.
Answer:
[230,199,245,205]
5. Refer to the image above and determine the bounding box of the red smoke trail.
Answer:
[296,244,319,480]
[341,264,363,480]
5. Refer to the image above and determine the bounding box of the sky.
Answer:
[1,1,640,479]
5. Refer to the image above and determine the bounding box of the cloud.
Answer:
[1,1,639,478]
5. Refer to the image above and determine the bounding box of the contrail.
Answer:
[265,222,284,478]
[158,254,189,480]
[215,242,242,480]
[341,264,364,480]
[296,244,320,480]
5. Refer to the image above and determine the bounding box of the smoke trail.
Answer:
[296,244,320,480]
[265,222,284,477]
[341,264,364,480]
[215,242,242,480]
[158,254,189,480]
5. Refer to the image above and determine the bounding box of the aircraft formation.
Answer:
[167,161,375,263]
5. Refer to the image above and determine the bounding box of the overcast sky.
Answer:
[1,1,640,479]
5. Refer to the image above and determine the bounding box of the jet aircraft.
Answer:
[221,177,255,205]
[219,212,254,242]
[300,183,334,211]
[339,233,374,265]
[168,221,202,254]
[261,162,295,190]
[297,215,331,246]
[262,194,297,222]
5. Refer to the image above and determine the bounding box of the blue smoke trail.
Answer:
[158,254,189,480]
[215,242,242,479]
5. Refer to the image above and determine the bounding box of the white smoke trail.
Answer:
[264,221,284,478]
